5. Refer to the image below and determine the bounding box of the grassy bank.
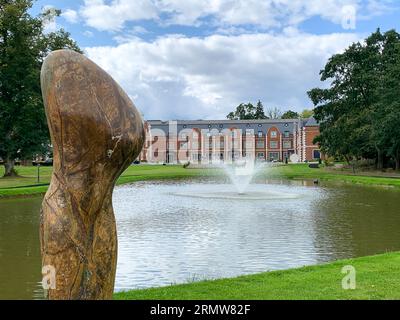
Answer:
[0,163,399,198]
[0,165,215,198]
[266,164,400,187]
[114,251,400,300]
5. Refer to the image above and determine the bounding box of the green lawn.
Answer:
[114,251,400,300]
[0,163,399,197]
[0,165,216,197]
[265,164,400,187]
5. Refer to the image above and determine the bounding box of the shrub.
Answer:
[324,157,335,167]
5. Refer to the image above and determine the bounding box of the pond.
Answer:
[1,179,400,299]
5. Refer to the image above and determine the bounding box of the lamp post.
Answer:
[37,163,41,183]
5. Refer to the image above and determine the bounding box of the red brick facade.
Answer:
[140,119,321,164]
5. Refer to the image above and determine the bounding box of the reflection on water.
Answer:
[1,180,400,299]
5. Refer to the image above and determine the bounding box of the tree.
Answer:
[0,0,81,176]
[266,106,282,119]
[300,109,314,118]
[227,101,268,120]
[254,100,268,119]
[373,32,400,170]
[308,29,400,170]
[281,110,299,119]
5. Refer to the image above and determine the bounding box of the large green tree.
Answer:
[0,0,81,176]
[308,29,400,169]
[373,32,400,170]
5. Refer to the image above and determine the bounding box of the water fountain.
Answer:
[221,160,268,194]
[173,160,299,200]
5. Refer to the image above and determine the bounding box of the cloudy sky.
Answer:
[31,0,400,120]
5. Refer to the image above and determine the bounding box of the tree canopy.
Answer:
[227,101,309,121]
[0,0,81,176]
[281,110,299,119]
[227,100,268,120]
[308,29,400,170]
[300,109,314,119]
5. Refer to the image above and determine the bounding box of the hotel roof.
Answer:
[147,118,306,125]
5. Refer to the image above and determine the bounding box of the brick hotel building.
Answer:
[140,117,321,164]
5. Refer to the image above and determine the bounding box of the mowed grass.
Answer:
[0,166,53,188]
[0,163,399,198]
[0,164,218,197]
[114,251,400,300]
[266,164,400,187]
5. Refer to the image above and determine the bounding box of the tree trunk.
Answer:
[3,158,17,177]
[376,148,383,171]
[395,150,400,172]
[344,155,351,165]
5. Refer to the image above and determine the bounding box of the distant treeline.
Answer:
[226,100,313,120]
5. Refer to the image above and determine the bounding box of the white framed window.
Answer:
[256,140,265,148]
[270,131,278,138]
[269,152,279,161]
[283,141,291,149]
[270,141,278,149]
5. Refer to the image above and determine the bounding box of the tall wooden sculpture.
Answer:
[40,50,145,299]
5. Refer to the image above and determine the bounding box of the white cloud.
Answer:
[80,0,159,31]
[83,30,94,37]
[132,26,149,34]
[62,9,79,24]
[78,0,391,32]
[113,26,150,44]
[85,31,360,120]
[360,0,395,20]
[42,5,59,33]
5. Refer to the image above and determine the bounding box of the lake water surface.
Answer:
[1,179,399,299]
